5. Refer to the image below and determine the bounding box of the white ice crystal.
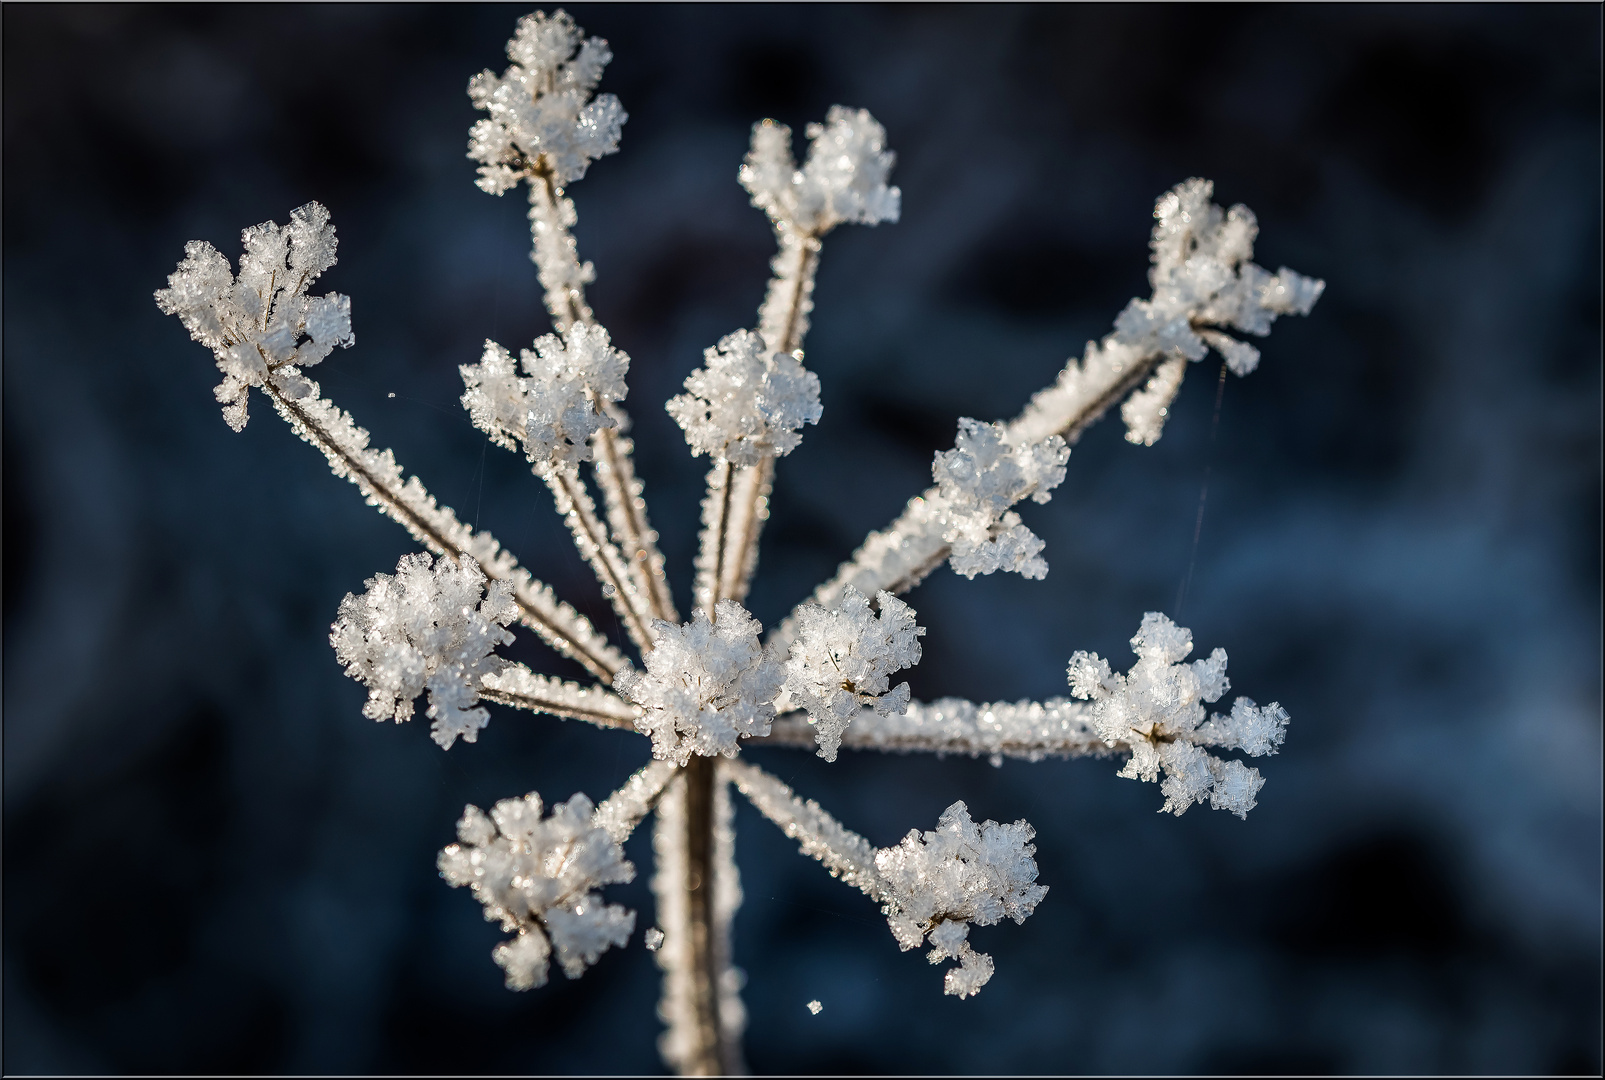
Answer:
[466,9,626,192]
[873,801,1048,998]
[153,201,354,431]
[330,552,518,749]
[438,791,636,989]
[739,106,901,234]
[1067,612,1289,818]
[614,599,784,765]
[806,999,822,1015]
[932,418,1070,579]
[461,323,630,470]
[784,586,924,761]
[666,329,822,466]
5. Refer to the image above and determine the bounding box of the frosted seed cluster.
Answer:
[330,552,518,749]
[154,201,353,431]
[739,106,901,234]
[439,791,636,989]
[614,599,784,765]
[1068,612,1290,818]
[460,323,630,470]
[932,418,1070,579]
[667,329,822,465]
[873,801,1048,999]
[784,585,924,761]
[1112,178,1325,445]
[467,9,626,192]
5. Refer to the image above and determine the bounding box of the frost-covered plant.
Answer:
[156,10,1322,1074]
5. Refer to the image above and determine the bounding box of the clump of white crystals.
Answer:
[439,791,636,989]
[667,329,822,465]
[933,419,1070,579]
[467,9,626,193]
[740,105,901,234]
[1067,612,1290,818]
[330,552,518,749]
[874,801,1048,999]
[785,586,924,761]
[153,201,353,431]
[460,323,630,470]
[158,9,1326,1069]
[615,599,783,764]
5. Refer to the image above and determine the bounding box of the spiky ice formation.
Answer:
[614,599,783,764]
[784,586,924,761]
[439,791,636,989]
[874,801,1048,998]
[667,329,822,466]
[460,324,630,470]
[467,9,626,192]
[330,552,518,749]
[153,201,354,431]
[740,106,901,233]
[932,418,1070,579]
[1067,612,1290,817]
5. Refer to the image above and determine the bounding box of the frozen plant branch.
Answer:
[159,10,1321,1074]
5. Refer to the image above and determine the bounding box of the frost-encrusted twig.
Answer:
[761,696,1117,763]
[1068,612,1290,817]
[592,759,680,843]
[439,790,636,990]
[783,179,1323,640]
[478,662,641,730]
[155,206,626,681]
[724,759,1045,998]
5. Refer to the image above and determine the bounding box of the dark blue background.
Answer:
[5,4,1600,1074]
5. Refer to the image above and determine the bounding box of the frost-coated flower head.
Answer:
[739,106,901,234]
[438,791,636,989]
[785,586,924,761]
[155,201,354,430]
[873,801,1047,998]
[1112,178,1324,378]
[1067,612,1290,818]
[467,9,626,192]
[614,599,783,764]
[666,329,822,466]
[932,418,1069,579]
[461,323,630,470]
[330,552,518,749]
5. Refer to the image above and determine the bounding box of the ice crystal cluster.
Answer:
[157,10,1322,1074]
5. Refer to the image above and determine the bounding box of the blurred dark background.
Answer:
[4,3,1600,1074]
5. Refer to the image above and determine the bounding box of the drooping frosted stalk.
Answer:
[478,662,641,731]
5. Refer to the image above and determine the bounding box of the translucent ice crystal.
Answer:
[330,552,518,749]
[461,323,630,470]
[438,791,636,989]
[467,9,626,191]
[739,106,901,234]
[784,586,924,761]
[666,329,822,466]
[614,599,783,765]
[1067,612,1289,817]
[153,201,354,431]
[873,801,1047,998]
[932,418,1069,579]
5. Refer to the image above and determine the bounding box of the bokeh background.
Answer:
[5,3,1600,1074]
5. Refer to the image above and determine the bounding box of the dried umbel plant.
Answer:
[156,10,1322,1075]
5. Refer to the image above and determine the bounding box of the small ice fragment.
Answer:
[644,927,664,951]
[387,392,395,398]
[602,584,616,597]
[806,999,822,1015]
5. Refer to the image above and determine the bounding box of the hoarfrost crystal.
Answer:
[158,10,1321,1073]
[784,586,924,761]
[614,599,783,765]
[667,329,822,465]
[874,801,1047,998]
[330,553,518,749]
[438,791,636,989]
[1068,612,1289,818]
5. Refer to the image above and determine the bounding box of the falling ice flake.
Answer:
[806,999,823,1015]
